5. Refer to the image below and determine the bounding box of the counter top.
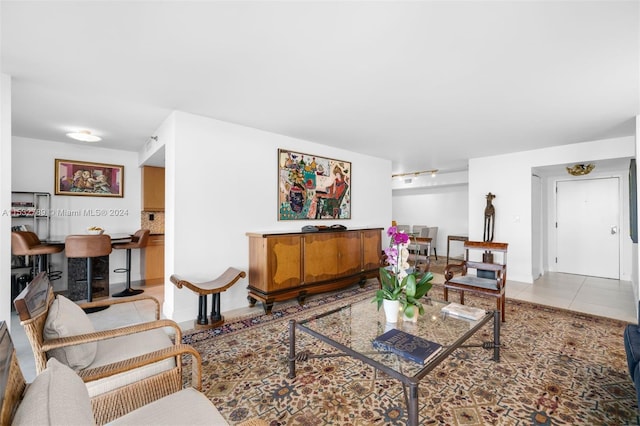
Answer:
[45,233,132,244]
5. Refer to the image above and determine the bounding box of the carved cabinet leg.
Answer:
[297,293,307,306]
[263,300,274,314]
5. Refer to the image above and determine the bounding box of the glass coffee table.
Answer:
[287,297,500,426]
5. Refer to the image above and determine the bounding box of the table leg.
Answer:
[210,293,222,322]
[197,295,208,325]
[493,310,501,362]
[408,383,419,426]
[287,319,297,379]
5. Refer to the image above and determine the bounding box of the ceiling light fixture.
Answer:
[66,130,102,142]
[391,169,438,180]
[566,163,595,176]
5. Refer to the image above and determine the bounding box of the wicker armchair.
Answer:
[13,272,189,424]
[0,320,241,425]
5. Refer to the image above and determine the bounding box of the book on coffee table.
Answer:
[441,302,486,320]
[372,329,443,365]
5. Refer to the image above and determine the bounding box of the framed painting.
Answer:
[55,159,124,197]
[278,149,351,220]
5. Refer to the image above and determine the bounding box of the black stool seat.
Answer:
[112,229,150,297]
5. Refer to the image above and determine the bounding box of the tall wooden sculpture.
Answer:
[483,192,496,264]
[484,193,496,240]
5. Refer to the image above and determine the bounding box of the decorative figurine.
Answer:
[484,192,496,243]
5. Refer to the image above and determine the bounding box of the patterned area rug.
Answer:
[182,279,638,425]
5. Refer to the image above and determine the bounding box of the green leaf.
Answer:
[405,274,417,298]
[413,282,432,299]
[404,304,415,318]
[417,271,434,286]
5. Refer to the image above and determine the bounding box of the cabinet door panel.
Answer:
[336,233,361,276]
[362,229,382,271]
[142,166,165,211]
[267,236,301,291]
[144,235,164,285]
[303,233,338,282]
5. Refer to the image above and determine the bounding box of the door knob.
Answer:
[611,226,618,235]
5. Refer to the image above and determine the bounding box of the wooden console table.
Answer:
[446,235,468,264]
[246,228,382,313]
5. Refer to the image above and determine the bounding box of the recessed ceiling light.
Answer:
[66,130,101,142]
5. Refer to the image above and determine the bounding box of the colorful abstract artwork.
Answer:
[278,149,351,220]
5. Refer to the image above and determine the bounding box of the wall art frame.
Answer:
[278,149,351,220]
[55,159,124,197]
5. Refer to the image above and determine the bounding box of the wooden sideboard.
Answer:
[246,228,382,313]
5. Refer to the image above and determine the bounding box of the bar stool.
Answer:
[65,234,112,312]
[111,229,150,297]
[11,231,63,280]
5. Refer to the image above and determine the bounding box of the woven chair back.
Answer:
[13,274,55,373]
[0,322,27,426]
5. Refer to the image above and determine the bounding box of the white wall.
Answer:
[162,111,391,323]
[11,137,143,291]
[392,184,469,259]
[1,74,12,326]
[469,136,635,283]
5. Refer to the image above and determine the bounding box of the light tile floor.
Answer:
[507,272,637,323]
[10,273,638,382]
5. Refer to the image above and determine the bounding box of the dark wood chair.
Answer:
[443,240,508,322]
[407,236,431,273]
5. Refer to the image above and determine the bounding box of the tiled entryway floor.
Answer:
[507,271,637,323]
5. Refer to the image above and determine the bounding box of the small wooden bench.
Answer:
[170,267,246,329]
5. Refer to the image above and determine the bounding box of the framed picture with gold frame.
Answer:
[55,159,124,197]
[278,149,351,220]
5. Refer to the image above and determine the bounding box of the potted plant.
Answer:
[373,226,434,322]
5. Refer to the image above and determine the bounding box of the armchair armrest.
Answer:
[77,343,202,390]
[40,319,181,353]
[78,295,161,320]
[444,262,465,280]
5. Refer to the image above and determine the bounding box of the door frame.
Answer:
[555,176,620,279]
[545,169,631,281]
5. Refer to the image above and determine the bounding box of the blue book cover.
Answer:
[372,328,443,365]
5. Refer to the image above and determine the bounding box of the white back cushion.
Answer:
[44,294,97,370]
[12,358,94,425]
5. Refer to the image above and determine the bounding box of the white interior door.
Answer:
[556,178,619,279]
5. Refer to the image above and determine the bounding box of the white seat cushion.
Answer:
[85,328,176,397]
[43,294,98,370]
[12,358,94,425]
[107,387,229,425]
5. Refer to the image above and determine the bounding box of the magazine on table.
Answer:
[441,302,486,321]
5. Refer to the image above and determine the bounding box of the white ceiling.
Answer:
[2,1,638,173]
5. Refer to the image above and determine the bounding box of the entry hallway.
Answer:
[10,272,637,383]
